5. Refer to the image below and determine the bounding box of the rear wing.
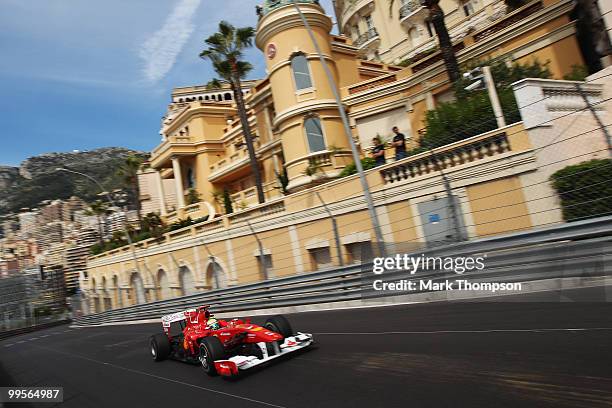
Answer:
[161,309,194,328]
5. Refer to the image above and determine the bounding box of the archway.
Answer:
[91,277,100,314]
[206,261,227,290]
[179,266,196,296]
[157,269,172,300]
[101,277,112,311]
[112,275,122,308]
[130,272,146,305]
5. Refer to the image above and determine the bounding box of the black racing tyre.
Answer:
[199,337,226,376]
[150,334,170,361]
[264,315,293,338]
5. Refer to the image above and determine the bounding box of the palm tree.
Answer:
[388,0,460,82]
[116,155,145,228]
[200,21,265,204]
[85,200,109,247]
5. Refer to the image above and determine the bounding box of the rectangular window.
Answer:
[308,247,333,271]
[344,241,373,264]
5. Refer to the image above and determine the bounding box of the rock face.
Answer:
[19,147,142,179]
[0,147,147,216]
[0,166,19,189]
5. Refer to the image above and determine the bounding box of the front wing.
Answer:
[213,332,313,376]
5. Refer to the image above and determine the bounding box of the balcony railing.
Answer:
[380,129,514,184]
[354,27,379,48]
[399,0,424,20]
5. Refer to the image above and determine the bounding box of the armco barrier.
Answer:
[0,320,71,341]
[74,216,612,326]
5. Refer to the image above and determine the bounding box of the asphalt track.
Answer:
[1,287,612,408]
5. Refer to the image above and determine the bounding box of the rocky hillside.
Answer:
[0,147,147,216]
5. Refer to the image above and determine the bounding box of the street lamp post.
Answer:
[463,66,506,129]
[290,0,387,257]
[55,168,142,291]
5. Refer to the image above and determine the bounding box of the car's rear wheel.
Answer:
[264,315,293,338]
[199,337,226,376]
[150,334,170,361]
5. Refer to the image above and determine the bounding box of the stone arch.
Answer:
[91,277,101,314]
[112,274,122,308]
[179,265,197,296]
[101,276,112,311]
[157,268,172,300]
[129,272,146,305]
[203,258,228,290]
[224,92,232,101]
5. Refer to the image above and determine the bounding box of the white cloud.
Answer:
[139,0,202,82]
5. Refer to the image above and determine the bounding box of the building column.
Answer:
[155,171,168,216]
[171,157,186,209]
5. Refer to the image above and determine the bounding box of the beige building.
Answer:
[84,0,609,312]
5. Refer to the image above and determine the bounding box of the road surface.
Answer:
[1,287,611,408]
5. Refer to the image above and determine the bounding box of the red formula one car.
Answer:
[149,305,313,377]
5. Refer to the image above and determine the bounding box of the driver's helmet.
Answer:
[207,318,220,330]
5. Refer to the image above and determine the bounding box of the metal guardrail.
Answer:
[74,216,612,326]
[0,320,71,341]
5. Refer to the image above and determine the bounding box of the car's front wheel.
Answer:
[150,334,170,361]
[199,337,226,376]
[264,315,293,338]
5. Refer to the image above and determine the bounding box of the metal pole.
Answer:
[290,1,386,257]
[316,192,343,266]
[576,83,612,152]
[483,66,506,128]
[247,221,268,280]
[56,168,142,277]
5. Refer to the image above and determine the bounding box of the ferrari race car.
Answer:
[149,305,313,377]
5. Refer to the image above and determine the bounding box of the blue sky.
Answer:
[0,0,335,166]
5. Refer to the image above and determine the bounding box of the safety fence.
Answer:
[74,216,612,326]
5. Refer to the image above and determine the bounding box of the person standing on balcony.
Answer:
[371,136,386,167]
[392,126,407,160]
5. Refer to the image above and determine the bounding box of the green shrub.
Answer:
[339,157,378,177]
[550,159,612,221]
[422,59,550,149]
[563,65,589,81]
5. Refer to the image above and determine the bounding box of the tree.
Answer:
[85,200,109,247]
[199,21,265,204]
[116,155,145,228]
[387,0,460,82]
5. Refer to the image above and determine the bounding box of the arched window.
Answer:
[304,117,326,152]
[224,93,232,101]
[130,272,146,305]
[179,266,196,296]
[291,54,313,90]
[113,275,122,307]
[206,261,227,290]
[157,269,171,300]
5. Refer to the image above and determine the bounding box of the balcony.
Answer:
[399,0,426,27]
[150,134,197,169]
[340,0,375,29]
[353,27,380,50]
[208,148,252,183]
[379,123,527,184]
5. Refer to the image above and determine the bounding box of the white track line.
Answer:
[314,327,612,335]
[33,345,287,408]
